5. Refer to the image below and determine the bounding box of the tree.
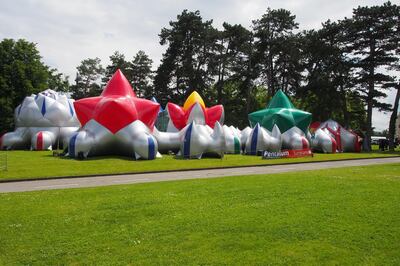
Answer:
[214,23,253,104]
[346,1,399,150]
[388,82,400,150]
[71,57,104,99]
[0,39,49,132]
[154,10,219,106]
[386,6,400,151]
[252,8,300,97]
[297,21,365,128]
[47,68,70,92]
[102,51,130,84]
[206,22,262,127]
[130,50,153,98]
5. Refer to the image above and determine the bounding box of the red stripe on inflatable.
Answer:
[36,132,43,151]
[325,126,341,152]
[349,131,361,152]
[0,134,3,148]
[330,136,337,153]
[354,139,361,152]
[336,127,342,152]
[301,137,308,149]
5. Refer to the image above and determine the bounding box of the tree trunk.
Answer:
[365,94,373,152]
[218,65,225,104]
[245,58,253,125]
[339,83,349,128]
[245,79,252,118]
[216,51,223,104]
[267,48,274,97]
[217,51,227,104]
[217,38,229,104]
[365,40,376,152]
[388,83,400,151]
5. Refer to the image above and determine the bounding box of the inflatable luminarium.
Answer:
[67,70,160,159]
[165,91,224,132]
[1,69,364,160]
[178,121,225,159]
[0,89,80,150]
[311,119,361,153]
[247,90,312,152]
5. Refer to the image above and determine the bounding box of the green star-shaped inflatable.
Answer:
[248,90,311,134]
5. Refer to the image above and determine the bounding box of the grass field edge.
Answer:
[1,155,399,183]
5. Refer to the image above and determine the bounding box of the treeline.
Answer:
[0,2,399,150]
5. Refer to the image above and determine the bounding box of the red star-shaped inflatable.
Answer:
[74,70,160,134]
[167,91,224,130]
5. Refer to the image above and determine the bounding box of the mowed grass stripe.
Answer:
[0,163,399,265]
[0,148,399,181]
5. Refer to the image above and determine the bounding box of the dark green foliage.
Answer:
[71,57,104,99]
[216,82,265,128]
[0,39,52,132]
[214,23,259,127]
[345,1,399,149]
[47,68,70,93]
[253,8,301,96]
[154,10,219,106]
[296,22,365,128]
[214,23,253,103]
[102,51,130,85]
[130,50,153,98]
[386,7,400,150]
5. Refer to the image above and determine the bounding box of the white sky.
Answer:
[0,0,397,131]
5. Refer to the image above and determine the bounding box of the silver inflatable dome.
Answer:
[1,89,80,150]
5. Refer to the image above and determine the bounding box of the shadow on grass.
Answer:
[44,154,136,161]
[45,151,227,161]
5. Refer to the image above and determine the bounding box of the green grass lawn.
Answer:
[0,163,399,264]
[0,148,399,181]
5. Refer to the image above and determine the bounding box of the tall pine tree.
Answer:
[346,1,399,150]
[130,50,153,98]
[252,8,300,97]
[71,57,104,99]
[102,51,130,84]
[154,10,219,106]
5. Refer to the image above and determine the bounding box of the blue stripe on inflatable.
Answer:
[250,125,259,155]
[41,99,46,116]
[18,104,23,115]
[69,134,78,158]
[35,94,39,100]
[148,136,155,160]
[183,123,193,158]
[68,101,74,116]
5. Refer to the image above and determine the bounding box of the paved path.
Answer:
[1,157,399,193]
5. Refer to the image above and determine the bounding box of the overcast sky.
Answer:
[0,0,396,131]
